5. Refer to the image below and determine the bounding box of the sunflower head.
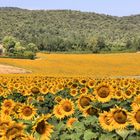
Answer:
[114,89,123,100]
[83,106,98,117]
[31,86,40,94]
[60,99,75,116]
[53,105,65,119]
[99,111,113,132]
[94,84,113,103]
[129,104,140,130]
[110,107,128,130]
[37,96,44,102]
[77,94,93,111]
[3,123,24,139]
[66,118,77,128]
[19,104,37,120]
[80,87,88,94]
[1,99,15,109]
[70,89,78,97]
[55,96,62,103]
[33,116,54,140]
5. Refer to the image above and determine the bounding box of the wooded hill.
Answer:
[0,7,140,52]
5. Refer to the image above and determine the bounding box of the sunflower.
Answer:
[8,133,34,140]
[53,105,65,119]
[87,79,95,88]
[54,96,62,103]
[1,99,15,110]
[114,89,123,100]
[57,83,64,91]
[94,83,113,103]
[1,107,13,117]
[80,87,88,94]
[79,79,87,85]
[40,86,49,95]
[0,87,6,97]
[123,89,134,99]
[50,87,58,94]
[37,96,45,102]
[59,99,75,117]
[77,94,93,112]
[131,95,140,109]
[27,97,35,104]
[99,111,114,132]
[33,116,54,140]
[83,106,98,117]
[129,104,140,130]
[30,86,40,94]
[12,102,23,118]
[0,116,13,135]
[66,118,77,128]
[71,83,78,89]
[109,107,129,130]
[19,104,37,120]
[70,89,78,97]
[2,123,24,140]
[124,80,130,87]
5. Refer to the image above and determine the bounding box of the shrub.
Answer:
[23,51,36,59]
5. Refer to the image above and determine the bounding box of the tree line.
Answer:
[0,8,140,53]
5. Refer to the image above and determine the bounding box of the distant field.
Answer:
[0,52,140,77]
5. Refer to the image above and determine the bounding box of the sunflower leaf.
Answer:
[116,129,130,140]
[99,133,116,140]
[55,121,65,132]
[84,130,98,140]
[73,121,85,132]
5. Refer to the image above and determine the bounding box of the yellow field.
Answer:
[0,52,140,77]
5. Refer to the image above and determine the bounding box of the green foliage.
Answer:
[0,8,140,53]
[23,51,36,59]
[2,35,37,59]
[27,43,38,52]
[2,36,16,52]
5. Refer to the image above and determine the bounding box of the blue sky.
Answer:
[0,0,140,16]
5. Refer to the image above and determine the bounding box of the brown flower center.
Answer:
[55,97,62,102]
[116,91,121,97]
[36,120,46,134]
[71,84,77,89]
[80,96,91,108]
[125,90,131,96]
[63,103,72,112]
[97,86,110,98]
[71,90,77,95]
[135,110,140,123]
[86,107,98,116]
[6,126,23,138]
[81,88,86,93]
[31,87,40,94]
[0,122,9,130]
[12,134,26,140]
[4,102,12,108]
[114,110,127,124]
[22,107,33,116]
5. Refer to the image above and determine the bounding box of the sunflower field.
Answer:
[0,74,140,140]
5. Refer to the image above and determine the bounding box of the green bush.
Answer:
[23,51,36,59]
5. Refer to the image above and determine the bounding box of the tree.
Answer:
[126,40,133,49]
[27,43,38,52]
[96,37,106,50]
[87,37,98,51]
[2,36,16,53]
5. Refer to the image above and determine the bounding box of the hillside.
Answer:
[0,7,140,52]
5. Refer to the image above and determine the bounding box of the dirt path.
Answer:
[0,64,31,74]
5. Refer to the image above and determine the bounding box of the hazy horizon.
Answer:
[0,0,140,17]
